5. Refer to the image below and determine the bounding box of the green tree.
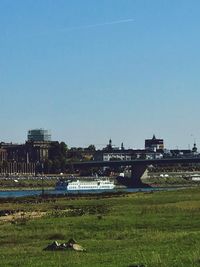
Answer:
[43,159,53,174]
[48,141,68,173]
[87,145,96,151]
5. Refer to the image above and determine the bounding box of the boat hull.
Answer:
[55,179,115,191]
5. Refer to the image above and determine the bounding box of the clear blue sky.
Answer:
[1,0,200,149]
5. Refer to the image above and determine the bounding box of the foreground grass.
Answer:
[1,189,200,266]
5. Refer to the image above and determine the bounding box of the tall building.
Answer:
[27,129,51,162]
[27,129,51,142]
[145,135,164,152]
[0,148,7,162]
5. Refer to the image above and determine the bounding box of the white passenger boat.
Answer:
[55,179,115,191]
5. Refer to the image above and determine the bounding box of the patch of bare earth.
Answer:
[0,211,46,222]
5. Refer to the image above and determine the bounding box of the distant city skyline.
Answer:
[0,128,197,151]
[1,1,200,149]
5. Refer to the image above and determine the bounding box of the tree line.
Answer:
[41,142,96,174]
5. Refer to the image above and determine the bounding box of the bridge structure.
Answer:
[67,157,200,187]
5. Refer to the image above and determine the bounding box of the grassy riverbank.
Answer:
[0,177,57,190]
[1,188,200,266]
[143,176,198,187]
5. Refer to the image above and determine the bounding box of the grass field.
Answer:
[1,188,200,266]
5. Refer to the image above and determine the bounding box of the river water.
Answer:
[0,187,180,198]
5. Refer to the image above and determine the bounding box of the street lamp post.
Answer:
[41,162,44,197]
